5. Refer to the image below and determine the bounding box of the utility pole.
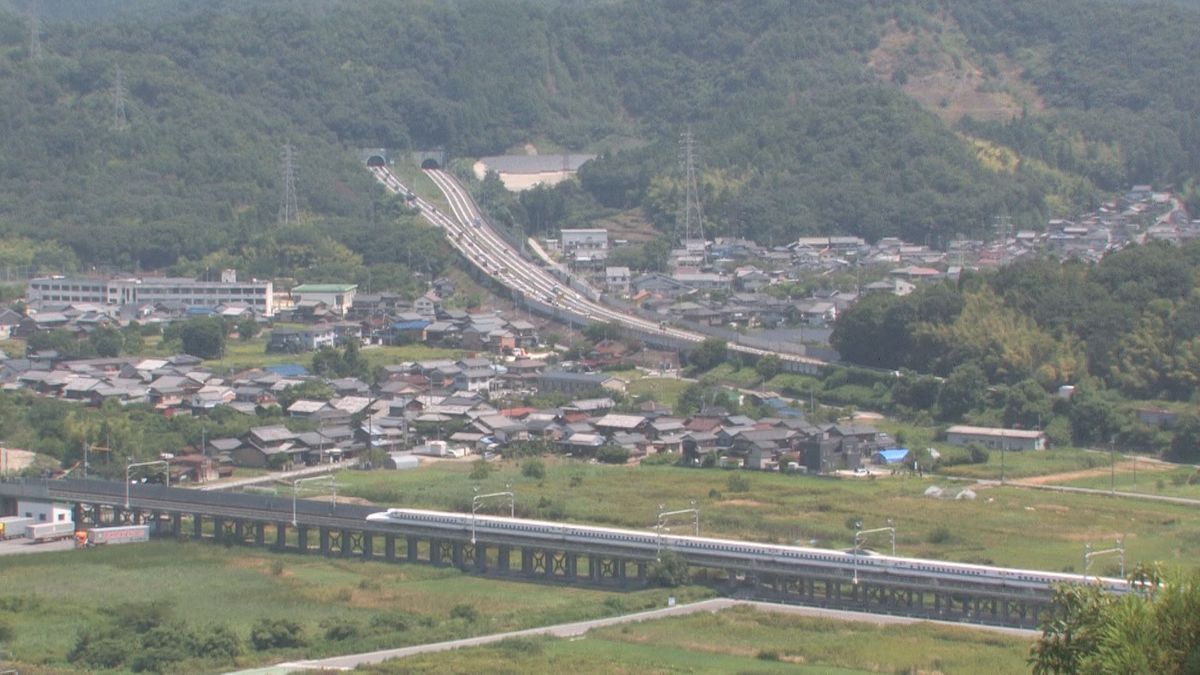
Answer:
[680,127,708,264]
[279,142,299,226]
[112,65,128,131]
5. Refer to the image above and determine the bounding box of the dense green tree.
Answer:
[1003,379,1052,430]
[178,318,226,360]
[687,338,728,373]
[935,363,987,422]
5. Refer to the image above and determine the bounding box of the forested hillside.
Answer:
[0,0,1197,277]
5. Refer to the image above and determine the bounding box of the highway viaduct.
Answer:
[0,478,1053,629]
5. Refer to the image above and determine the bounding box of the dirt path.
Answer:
[1018,460,1172,486]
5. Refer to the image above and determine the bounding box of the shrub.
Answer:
[640,452,678,466]
[522,458,546,480]
[250,618,306,650]
[270,560,286,576]
[369,612,409,633]
[323,619,361,642]
[726,473,751,493]
[450,604,478,622]
[569,474,583,487]
[927,526,953,544]
[0,618,12,643]
[597,445,630,464]
[757,650,781,661]
[648,551,691,587]
[469,459,492,480]
[195,624,242,660]
[708,488,723,499]
[497,637,544,654]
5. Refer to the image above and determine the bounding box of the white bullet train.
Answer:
[366,507,1129,595]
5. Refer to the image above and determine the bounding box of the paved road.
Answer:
[232,598,1035,673]
[199,464,344,492]
[0,537,74,556]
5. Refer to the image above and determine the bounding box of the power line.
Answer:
[112,65,128,131]
[279,142,299,225]
[28,10,41,62]
[680,127,707,264]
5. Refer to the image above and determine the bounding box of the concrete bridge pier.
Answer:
[193,513,203,539]
[297,526,309,552]
[275,522,288,549]
[385,534,396,561]
[498,545,511,573]
[171,512,182,537]
[407,536,418,562]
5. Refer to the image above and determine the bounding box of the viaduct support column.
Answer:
[452,542,464,569]
[430,539,443,566]
[340,529,351,557]
[192,513,203,539]
[319,527,330,556]
[171,512,181,537]
[567,553,578,579]
[589,555,600,582]
[497,545,511,573]
[254,522,265,546]
[474,543,487,572]
[276,522,287,549]
[385,535,396,562]
[297,526,308,552]
[362,532,373,560]
[521,547,534,576]
[407,536,418,563]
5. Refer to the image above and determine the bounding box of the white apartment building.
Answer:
[27,269,274,316]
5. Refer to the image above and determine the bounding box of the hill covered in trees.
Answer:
[0,0,1197,279]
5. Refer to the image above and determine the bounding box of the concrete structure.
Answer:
[945,425,1047,451]
[473,154,595,192]
[0,478,1085,630]
[27,271,274,315]
[290,284,358,316]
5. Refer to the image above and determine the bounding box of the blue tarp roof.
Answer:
[265,363,309,377]
[186,306,216,316]
[877,448,910,464]
[391,320,431,331]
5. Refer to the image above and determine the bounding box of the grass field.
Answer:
[626,377,692,411]
[365,605,1032,674]
[335,459,1200,574]
[386,162,451,212]
[0,542,712,672]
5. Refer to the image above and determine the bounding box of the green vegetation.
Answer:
[334,460,1200,572]
[0,542,712,672]
[4,0,1200,283]
[824,246,1200,459]
[365,605,1031,674]
[1030,567,1200,673]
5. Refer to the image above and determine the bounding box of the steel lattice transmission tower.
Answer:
[28,10,41,61]
[680,127,708,264]
[112,65,128,130]
[278,143,299,225]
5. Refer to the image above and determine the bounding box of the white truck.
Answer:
[0,516,35,540]
[86,525,150,547]
[26,521,75,543]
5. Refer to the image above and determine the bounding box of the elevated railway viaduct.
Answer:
[0,478,1065,629]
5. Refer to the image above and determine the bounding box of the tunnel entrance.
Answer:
[366,155,386,168]
[420,158,441,170]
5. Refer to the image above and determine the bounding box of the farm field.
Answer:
[626,377,692,411]
[364,605,1032,674]
[0,542,712,672]
[334,459,1200,574]
[1045,461,1200,498]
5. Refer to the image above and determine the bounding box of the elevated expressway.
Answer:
[0,478,1113,628]
[371,165,825,373]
